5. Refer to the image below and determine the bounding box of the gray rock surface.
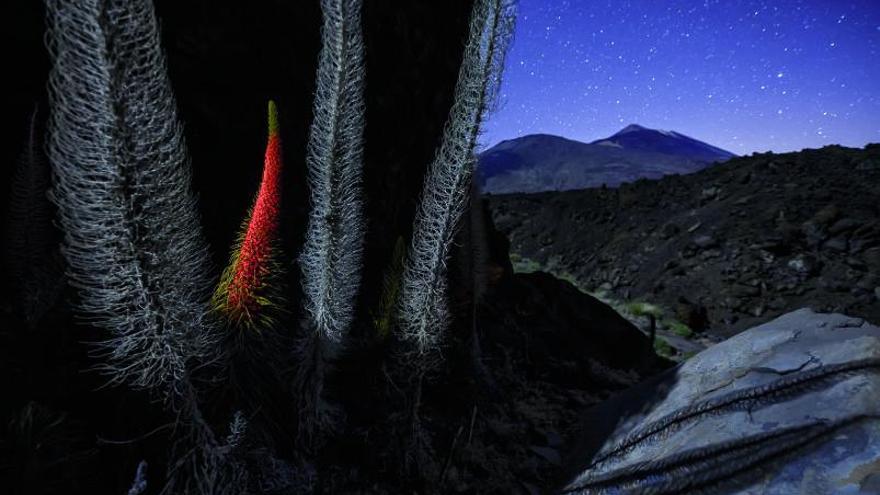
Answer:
[561,308,880,494]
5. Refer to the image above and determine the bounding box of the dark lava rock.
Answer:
[845,257,867,271]
[819,276,850,293]
[753,234,792,255]
[699,248,722,260]
[801,220,828,248]
[489,144,880,340]
[823,236,848,252]
[855,158,880,171]
[812,204,841,226]
[660,223,680,239]
[828,217,860,235]
[483,271,664,387]
[787,253,822,276]
[730,283,761,297]
[693,234,718,249]
[700,186,721,204]
[663,259,679,271]
[865,248,880,270]
[674,297,709,332]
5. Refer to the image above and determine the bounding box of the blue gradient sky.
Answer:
[481,0,880,154]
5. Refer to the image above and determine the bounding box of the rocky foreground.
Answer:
[488,144,880,352]
[559,308,880,494]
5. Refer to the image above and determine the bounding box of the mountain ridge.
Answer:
[478,124,735,194]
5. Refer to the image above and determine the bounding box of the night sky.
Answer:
[482,0,880,154]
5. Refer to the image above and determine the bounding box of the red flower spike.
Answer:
[213,101,285,328]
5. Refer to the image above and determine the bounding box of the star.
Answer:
[482,0,880,154]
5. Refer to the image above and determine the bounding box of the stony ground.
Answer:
[488,144,880,357]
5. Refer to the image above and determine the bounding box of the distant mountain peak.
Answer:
[612,124,683,139]
[594,125,736,160]
[616,123,649,134]
[478,127,736,194]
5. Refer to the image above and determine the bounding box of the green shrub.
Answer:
[654,338,675,358]
[557,271,581,288]
[510,254,542,273]
[667,320,694,338]
[624,301,663,318]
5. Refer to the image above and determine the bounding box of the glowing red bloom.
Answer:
[213,101,284,327]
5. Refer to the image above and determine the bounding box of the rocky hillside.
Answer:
[488,144,880,346]
[477,125,734,194]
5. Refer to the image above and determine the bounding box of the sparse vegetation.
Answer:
[508,252,590,293]
[624,301,663,318]
[509,252,542,273]
[681,350,699,360]
[654,337,675,358]
[556,271,582,289]
[666,320,694,338]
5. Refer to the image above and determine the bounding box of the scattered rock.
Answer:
[849,237,878,254]
[700,186,721,203]
[722,313,740,325]
[693,234,718,249]
[699,248,722,260]
[730,283,761,297]
[828,217,860,235]
[675,297,709,332]
[855,158,880,171]
[854,221,880,238]
[856,275,880,291]
[823,236,848,252]
[820,277,849,293]
[597,253,615,265]
[757,250,775,263]
[812,204,840,226]
[723,296,743,310]
[787,254,821,276]
[767,296,787,310]
[865,248,880,270]
[775,281,796,292]
[659,223,680,239]
[844,257,867,271]
[801,220,827,248]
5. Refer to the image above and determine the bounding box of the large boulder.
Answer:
[480,271,668,389]
[559,308,880,494]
